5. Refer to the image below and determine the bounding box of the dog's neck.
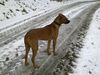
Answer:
[54,21,61,26]
[51,21,61,29]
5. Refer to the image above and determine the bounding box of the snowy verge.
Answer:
[69,5,100,75]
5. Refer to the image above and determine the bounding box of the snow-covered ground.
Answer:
[0,0,95,30]
[0,0,100,75]
[69,7,100,75]
[0,0,64,22]
[0,0,65,30]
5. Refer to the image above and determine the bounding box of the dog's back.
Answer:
[24,24,54,41]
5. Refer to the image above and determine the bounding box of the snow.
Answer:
[0,0,65,30]
[69,7,100,75]
[0,0,92,30]
[0,0,100,75]
[0,1,93,62]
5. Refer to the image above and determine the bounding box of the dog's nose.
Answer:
[68,20,70,23]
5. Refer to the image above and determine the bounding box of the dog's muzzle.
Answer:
[65,20,70,24]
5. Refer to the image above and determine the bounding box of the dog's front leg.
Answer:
[47,40,51,55]
[53,39,57,55]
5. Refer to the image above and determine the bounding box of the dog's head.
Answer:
[54,13,70,25]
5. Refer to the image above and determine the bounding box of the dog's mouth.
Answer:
[65,20,70,24]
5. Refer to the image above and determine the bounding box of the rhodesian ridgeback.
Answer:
[24,13,70,68]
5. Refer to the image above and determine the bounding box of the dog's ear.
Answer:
[58,13,64,20]
[59,13,63,16]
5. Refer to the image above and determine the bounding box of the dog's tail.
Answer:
[24,34,30,49]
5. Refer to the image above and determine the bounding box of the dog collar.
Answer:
[54,21,61,26]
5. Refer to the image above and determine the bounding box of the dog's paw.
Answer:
[34,64,40,69]
[25,62,29,66]
[53,52,58,56]
[47,52,51,55]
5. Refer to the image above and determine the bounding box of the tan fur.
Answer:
[24,13,70,68]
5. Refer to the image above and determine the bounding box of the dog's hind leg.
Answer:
[24,43,30,65]
[30,41,39,68]
[47,40,51,55]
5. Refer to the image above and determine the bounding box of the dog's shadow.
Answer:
[35,40,51,65]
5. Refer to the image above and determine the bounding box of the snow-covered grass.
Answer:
[0,0,94,30]
[0,0,66,30]
[0,0,63,21]
[70,7,100,75]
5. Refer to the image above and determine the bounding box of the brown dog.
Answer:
[24,13,70,68]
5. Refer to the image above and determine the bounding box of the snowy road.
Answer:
[0,1,100,75]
